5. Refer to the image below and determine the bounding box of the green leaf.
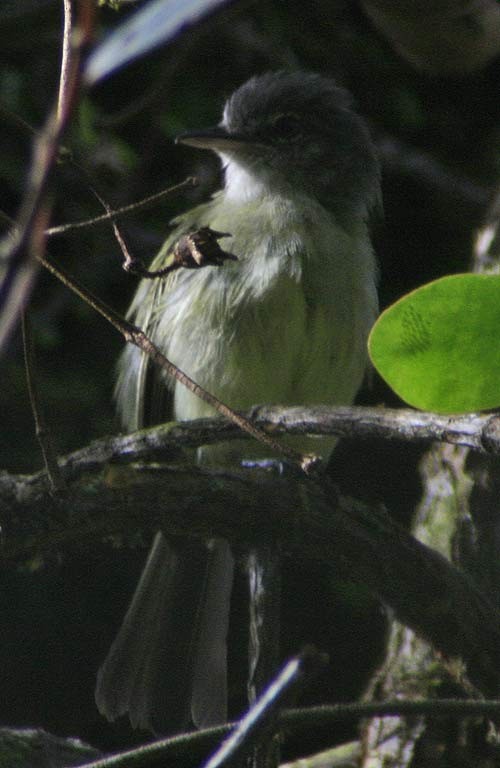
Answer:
[368,273,500,413]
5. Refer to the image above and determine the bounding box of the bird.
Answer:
[95,70,381,735]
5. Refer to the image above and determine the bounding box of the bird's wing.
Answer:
[116,202,214,430]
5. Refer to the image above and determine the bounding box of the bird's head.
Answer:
[178,71,380,220]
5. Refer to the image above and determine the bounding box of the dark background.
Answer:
[0,0,499,756]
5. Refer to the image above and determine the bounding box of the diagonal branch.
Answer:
[37,251,316,471]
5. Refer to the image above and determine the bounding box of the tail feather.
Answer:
[96,532,234,734]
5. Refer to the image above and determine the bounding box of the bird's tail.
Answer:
[95,532,234,734]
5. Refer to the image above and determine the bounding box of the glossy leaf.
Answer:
[368,273,500,413]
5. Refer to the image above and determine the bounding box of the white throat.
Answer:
[219,153,267,203]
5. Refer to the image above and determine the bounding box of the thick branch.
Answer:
[35,406,500,483]
[1,454,500,696]
[250,405,500,452]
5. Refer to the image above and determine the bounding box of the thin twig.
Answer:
[0,0,95,352]
[117,225,237,277]
[73,726,229,768]
[13,0,84,491]
[22,310,66,494]
[0,104,39,137]
[72,697,500,768]
[58,0,74,120]
[46,177,197,236]
[281,698,500,726]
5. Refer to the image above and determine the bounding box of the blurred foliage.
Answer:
[0,0,499,755]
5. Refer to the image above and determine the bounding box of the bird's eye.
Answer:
[271,113,300,138]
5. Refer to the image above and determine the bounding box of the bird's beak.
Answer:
[176,126,251,152]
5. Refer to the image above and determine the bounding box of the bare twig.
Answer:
[282,698,500,726]
[72,725,229,768]
[58,0,74,120]
[0,104,38,138]
[21,285,66,493]
[62,697,500,768]
[46,177,197,236]
[8,0,89,494]
[36,252,317,471]
[15,0,76,495]
[120,226,237,278]
[0,0,95,353]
